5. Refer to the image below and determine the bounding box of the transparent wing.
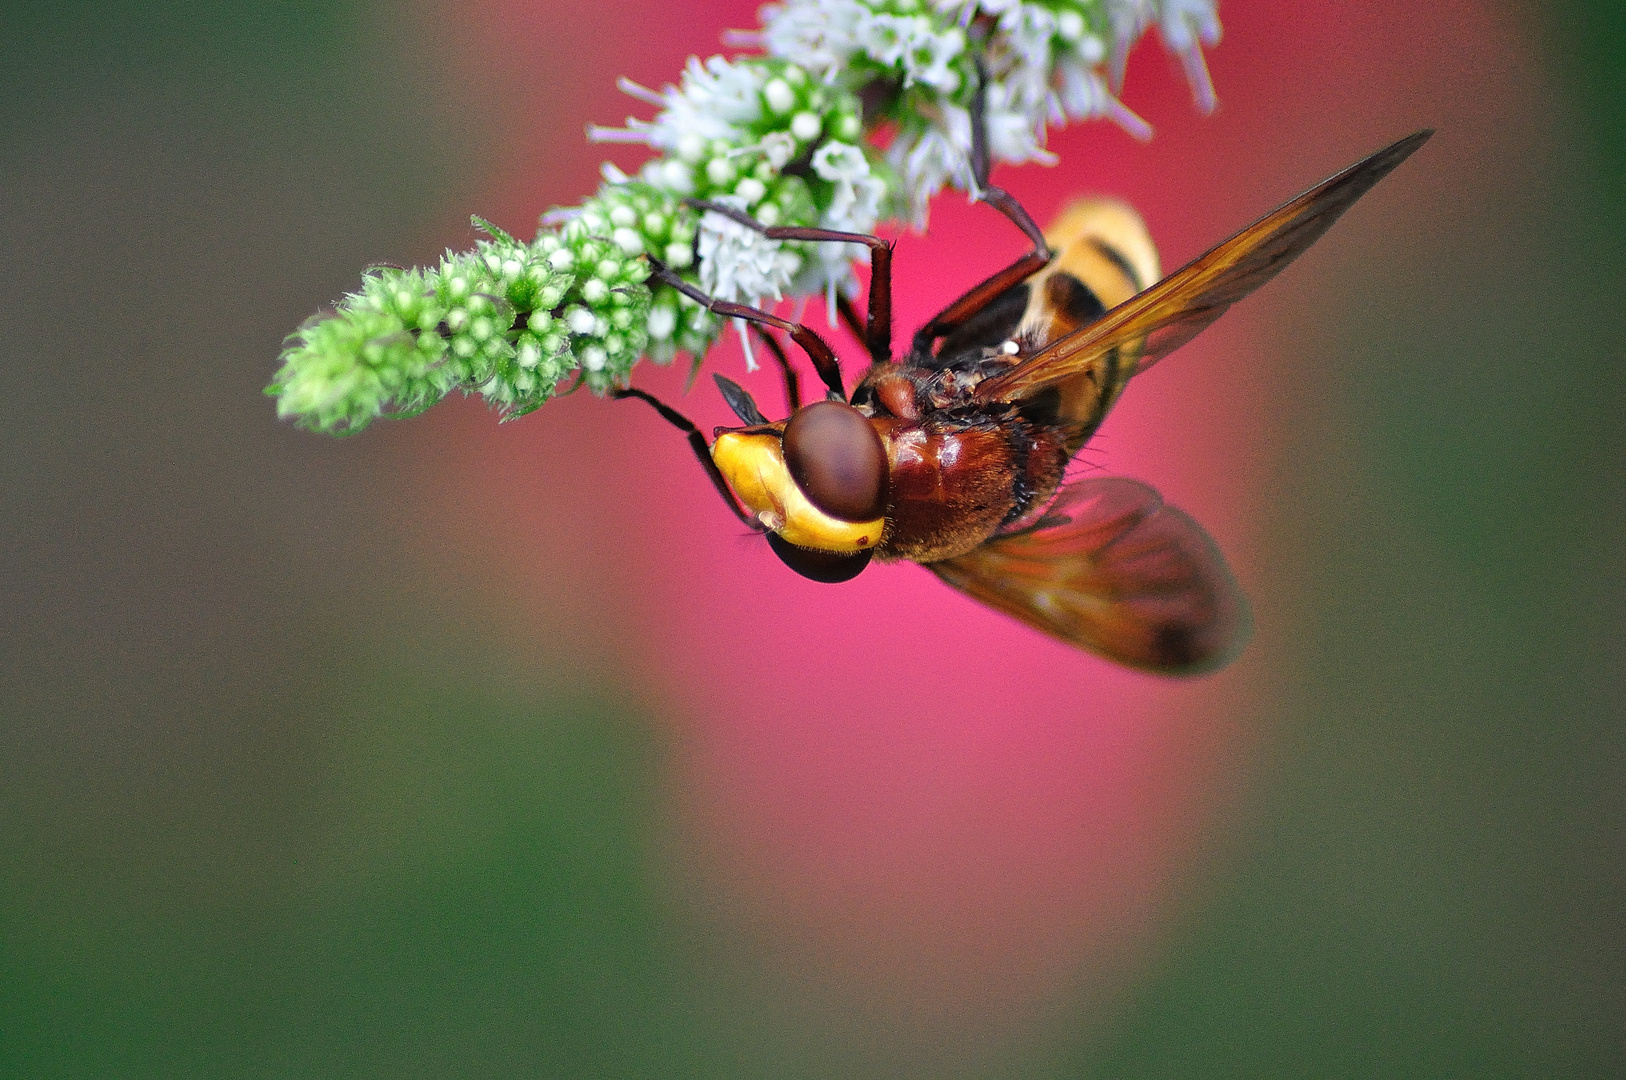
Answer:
[927,478,1251,674]
[973,130,1433,406]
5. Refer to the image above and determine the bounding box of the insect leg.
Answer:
[835,293,868,353]
[908,251,1049,361]
[685,198,893,366]
[646,257,847,401]
[750,324,801,413]
[968,55,1052,259]
[611,386,763,530]
[908,58,1056,361]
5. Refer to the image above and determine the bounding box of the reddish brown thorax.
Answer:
[853,361,1073,564]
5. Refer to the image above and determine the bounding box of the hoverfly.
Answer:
[617,119,1432,674]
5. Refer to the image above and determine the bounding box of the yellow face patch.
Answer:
[711,432,884,553]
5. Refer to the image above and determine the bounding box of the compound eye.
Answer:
[767,532,872,583]
[781,401,889,522]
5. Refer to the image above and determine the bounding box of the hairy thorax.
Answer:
[856,361,1072,564]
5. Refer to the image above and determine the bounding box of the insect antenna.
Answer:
[712,374,769,426]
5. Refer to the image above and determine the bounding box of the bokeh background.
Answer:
[3,0,1622,1075]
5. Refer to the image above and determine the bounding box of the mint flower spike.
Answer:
[267,213,653,433]
[272,1,1222,433]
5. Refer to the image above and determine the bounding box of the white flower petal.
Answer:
[759,0,869,76]
[811,140,870,183]
[697,197,802,309]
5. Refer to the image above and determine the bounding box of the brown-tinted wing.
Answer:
[974,130,1432,406]
[927,478,1250,674]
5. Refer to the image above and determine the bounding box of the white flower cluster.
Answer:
[594,59,769,164]
[584,0,1218,373]
[590,53,892,363]
[1105,0,1221,113]
[755,0,1220,224]
[695,194,803,369]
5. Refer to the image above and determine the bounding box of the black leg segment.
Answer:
[968,56,1053,258]
[612,387,762,530]
[750,324,801,413]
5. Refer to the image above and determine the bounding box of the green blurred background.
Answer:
[1,1,1621,1076]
